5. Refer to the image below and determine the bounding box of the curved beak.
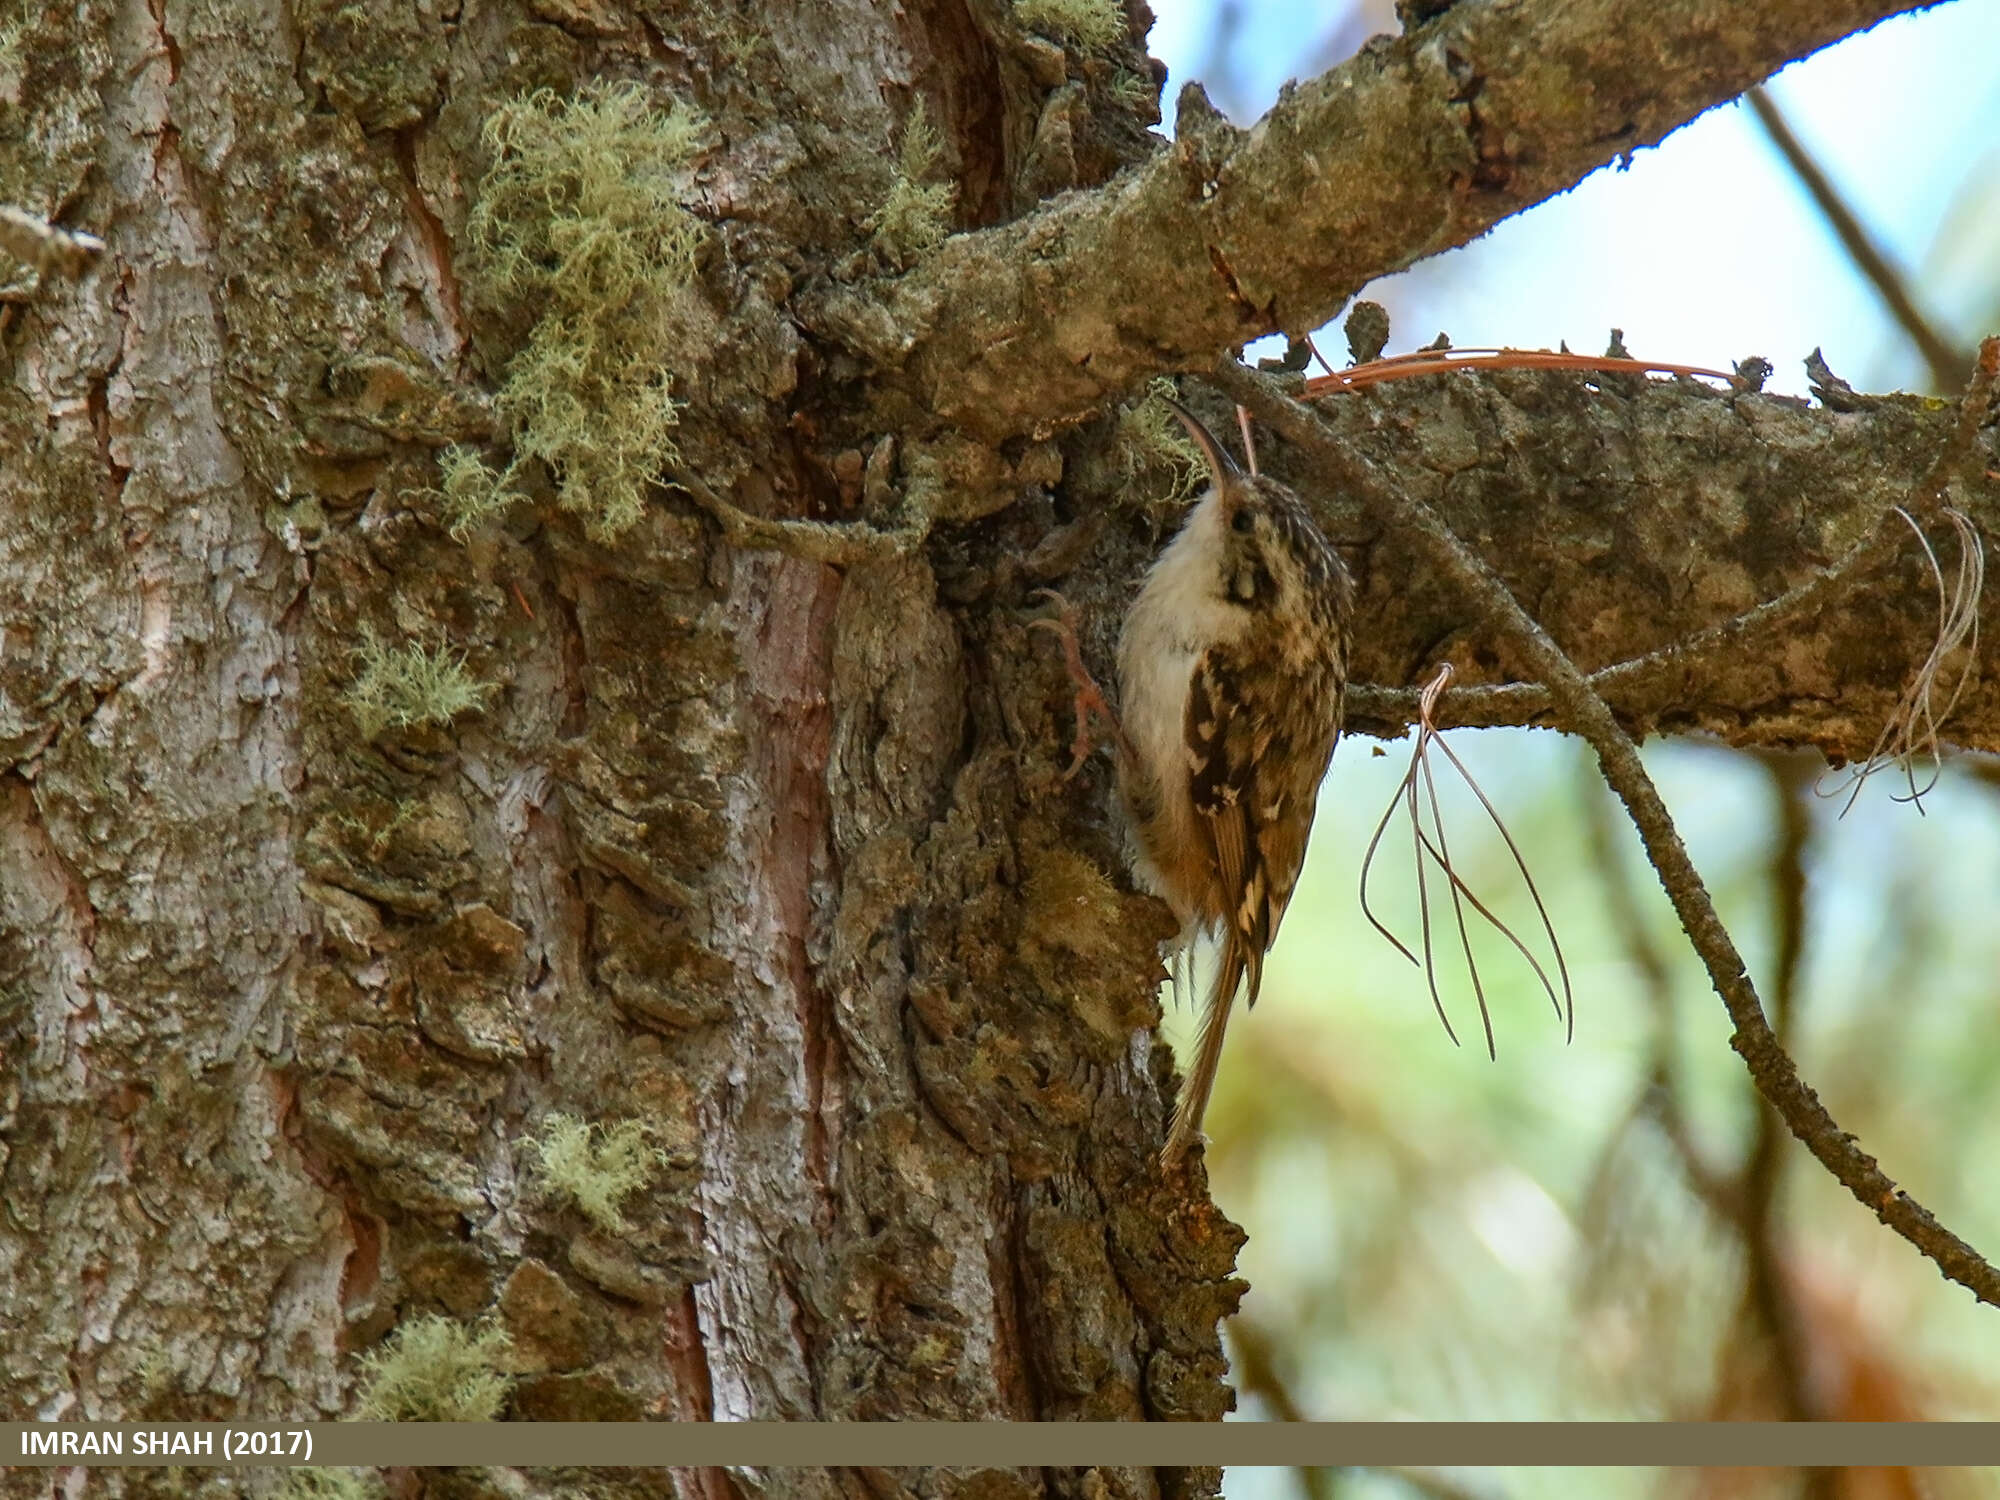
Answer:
[1160,397,1240,492]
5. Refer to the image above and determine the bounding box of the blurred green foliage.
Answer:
[1174,732,2000,1492]
[1141,4,2000,1490]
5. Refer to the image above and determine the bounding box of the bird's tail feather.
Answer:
[1161,929,1257,1168]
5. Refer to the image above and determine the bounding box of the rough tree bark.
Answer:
[0,0,1989,1495]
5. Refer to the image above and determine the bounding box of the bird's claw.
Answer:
[1030,590,1117,783]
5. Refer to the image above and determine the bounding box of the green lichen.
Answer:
[1116,377,1205,504]
[465,82,709,541]
[1024,844,1124,961]
[1105,68,1157,115]
[430,445,519,541]
[1014,0,1125,49]
[325,796,419,856]
[1020,835,1159,1044]
[0,14,25,96]
[276,1469,380,1500]
[133,1344,175,1399]
[868,100,957,265]
[341,626,495,738]
[527,1113,665,1234]
[356,1316,514,1422]
[694,0,765,69]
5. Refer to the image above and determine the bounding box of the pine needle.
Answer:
[1359,664,1574,1054]
[1818,504,1984,814]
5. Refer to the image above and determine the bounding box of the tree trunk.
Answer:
[0,0,1987,1494]
[2,0,1235,1483]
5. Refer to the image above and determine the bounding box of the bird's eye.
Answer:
[1231,509,1254,534]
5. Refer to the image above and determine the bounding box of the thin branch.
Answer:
[0,205,106,283]
[667,470,921,566]
[1213,345,2000,1309]
[1746,88,1972,393]
[1229,1317,1505,1500]
[1225,1318,1336,1500]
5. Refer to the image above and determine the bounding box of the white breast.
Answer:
[1114,491,1247,913]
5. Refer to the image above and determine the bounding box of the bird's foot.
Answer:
[1030,590,1124,782]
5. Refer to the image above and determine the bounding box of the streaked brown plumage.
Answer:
[1115,401,1351,1168]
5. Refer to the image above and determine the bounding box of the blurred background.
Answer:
[1142,2,2000,1495]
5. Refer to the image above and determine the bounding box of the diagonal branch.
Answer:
[1225,1317,1336,1500]
[1230,1316,1509,1500]
[1213,346,2000,1309]
[1746,88,1973,392]
[879,0,1939,440]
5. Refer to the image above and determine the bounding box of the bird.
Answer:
[1041,395,1353,1168]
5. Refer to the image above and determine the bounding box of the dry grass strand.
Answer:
[1359,664,1574,1055]
[1817,503,1984,814]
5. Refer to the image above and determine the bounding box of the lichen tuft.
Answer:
[1106,67,1158,116]
[341,626,495,738]
[868,100,957,265]
[355,1316,513,1422]
[277,1469,381,1500]
[429,444,519,541]
[527,1113,665,1234]
[1116,377,1205,505]
[1014,0,1126,49]
[465,81,709,541]
[0,15,25,100]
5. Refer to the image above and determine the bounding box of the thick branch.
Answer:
[1203,366,1998,760]
[880,0,1937,439]
[1215,352,2000,1310]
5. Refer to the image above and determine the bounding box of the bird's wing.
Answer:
[1163,647,1263,1168]
[1191,641,1346,960]
[1185,648,1268,1002]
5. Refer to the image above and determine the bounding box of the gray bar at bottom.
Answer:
[7,1422,2000,1468]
